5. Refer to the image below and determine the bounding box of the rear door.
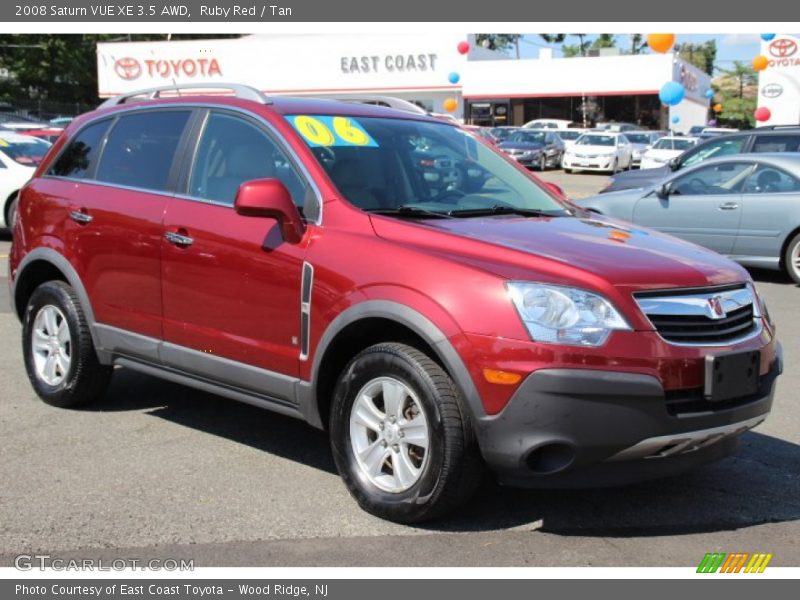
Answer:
[732,163,800,261]
[160,109,316,391]
[632,161,755,254]
[41,109,192,342]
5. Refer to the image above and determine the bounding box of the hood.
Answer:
[370,213,749,292]
[498,141,544,151]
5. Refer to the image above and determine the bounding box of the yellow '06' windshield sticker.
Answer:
[287,115,378,148]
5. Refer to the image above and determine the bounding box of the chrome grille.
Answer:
[634,285,759,345]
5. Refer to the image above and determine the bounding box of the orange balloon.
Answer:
[752,55,769,71]
[713,103,723,113]
[443,97,458,113]
[647,34,675,53]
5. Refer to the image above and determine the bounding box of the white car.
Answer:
[553,128,588,150]
[522,118,574,130]
[639,136,699,170]
[561,132,634,173]
[0,132,51,229]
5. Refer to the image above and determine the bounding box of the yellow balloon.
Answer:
[647,34,675,54]
[752,55,769,71]
[443,97,458,113]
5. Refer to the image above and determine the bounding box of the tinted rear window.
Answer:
[49,120,111,179]
[95,111,190,191]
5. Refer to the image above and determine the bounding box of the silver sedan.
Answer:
[574,153,800,283]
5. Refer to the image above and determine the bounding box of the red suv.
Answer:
[8,85,783,523]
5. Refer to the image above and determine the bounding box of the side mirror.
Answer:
[655,183,670,200]
[545,182,566,198]
[234,178,304,244]
[668,157,680,171]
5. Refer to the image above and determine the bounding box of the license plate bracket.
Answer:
[704,351,760,402]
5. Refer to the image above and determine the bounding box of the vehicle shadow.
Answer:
[749,266,799,287]
[0,230,11,242]
[94,368,800,538]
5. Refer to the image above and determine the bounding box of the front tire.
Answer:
[329,343,482,523]
[22,281,112,408]
[4,194,17,231]
[785,232,800,284]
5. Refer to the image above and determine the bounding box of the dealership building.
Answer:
[97,33,712,130]
[757,34,800,126]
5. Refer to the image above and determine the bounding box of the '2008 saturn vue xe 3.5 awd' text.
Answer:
[8,84,782,523]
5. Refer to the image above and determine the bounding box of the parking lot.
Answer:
[0,170,798,567]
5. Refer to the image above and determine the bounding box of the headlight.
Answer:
[522,150,539,157]
[507,282,631,346]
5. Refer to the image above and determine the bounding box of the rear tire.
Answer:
[785,232,800,284]
[329,342,483,523]
[22,281,112,408]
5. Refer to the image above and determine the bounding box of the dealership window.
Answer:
[189,113,311,217]
[95,111,191,191]
[49,119,111,179]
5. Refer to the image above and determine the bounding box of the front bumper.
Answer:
[476,344,782,488]
[562,155,616,171]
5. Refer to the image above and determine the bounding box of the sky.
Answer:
[515,33,791,67]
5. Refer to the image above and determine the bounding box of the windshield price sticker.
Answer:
[288,115,379,148]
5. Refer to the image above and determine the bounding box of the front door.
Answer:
[632,161,755,254]
[160,110,314,395]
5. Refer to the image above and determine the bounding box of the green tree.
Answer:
[539,34,618,58]
[673,40,717,75]
[474,34,522,56]
[719,61,757,99]
[628,34,645,55]
[716,96,756,128]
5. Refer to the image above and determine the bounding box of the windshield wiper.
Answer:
[365,206,456,219]
[447,205,564,218]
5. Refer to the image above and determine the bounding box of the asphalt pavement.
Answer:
[1,176,798,567]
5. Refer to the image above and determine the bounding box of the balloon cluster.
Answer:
[442,41,470,113]
[752,35,775,122]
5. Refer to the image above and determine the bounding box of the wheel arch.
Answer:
[779,225,800,272]
[12,248,108,362]
[301,300,484,431]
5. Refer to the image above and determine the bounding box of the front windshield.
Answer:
[576,134,616,147]
[287,115,568,216]
[625,133,652,144]
[507,131,546,144]
[0,135,50,166]
[490,127,515,141]
[653,138,695,151]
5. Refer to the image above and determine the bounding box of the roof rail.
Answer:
[321,95,428,115]
[98,83,271,108]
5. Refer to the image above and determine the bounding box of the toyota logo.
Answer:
[769,39,797,58]
[114,57,142,80]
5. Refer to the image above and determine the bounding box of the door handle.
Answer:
[164,230,194,247]
[718,202,739,210]
[69,210,93,224]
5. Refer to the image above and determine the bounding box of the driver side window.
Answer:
[670,162,754,196]
[190,112,311,216]
[679,136,747,168]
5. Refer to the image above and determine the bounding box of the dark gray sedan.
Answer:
[574,153,800,283]
[497,129,565,170]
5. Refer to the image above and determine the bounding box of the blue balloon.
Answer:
[448,71,460,84]
[671,115,681,124]
[761,34,776,41]
[705,89,715,99]
[659,81,685,106]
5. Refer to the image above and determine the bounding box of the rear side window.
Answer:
[96,110,190,191]
[49,120,111,179]
[752,135,800,153]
